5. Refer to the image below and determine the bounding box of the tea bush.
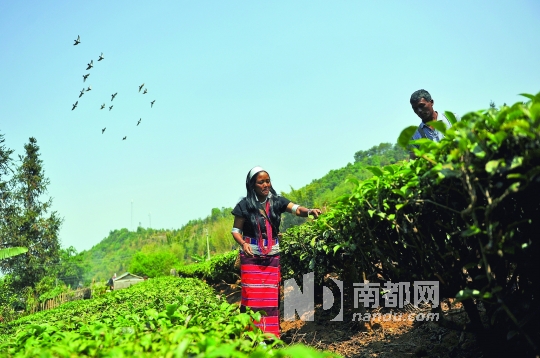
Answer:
[177,249,238,283]
[280,93,540,356]
[0,276,340,357]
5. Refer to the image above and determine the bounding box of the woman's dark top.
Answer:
[232,196,291,238]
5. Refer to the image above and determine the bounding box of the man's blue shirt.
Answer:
[411,112,457,143]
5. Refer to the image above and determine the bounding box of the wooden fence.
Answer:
[30,288,91,314]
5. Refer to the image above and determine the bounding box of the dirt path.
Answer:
[213,281,482,358]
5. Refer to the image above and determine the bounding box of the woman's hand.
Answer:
[308,208,322,218]
[242,242,254,256]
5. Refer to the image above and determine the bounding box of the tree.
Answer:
[353,142,407,165]
[129,250,180,277]
[0,132,18,264]
[0,132,14,235]
[55,246,89,287]
[0,132,14,195]
[0,137,62,290]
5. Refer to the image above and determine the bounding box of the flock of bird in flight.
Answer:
[71,35,156,141]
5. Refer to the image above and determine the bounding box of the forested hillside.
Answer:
[81,210,236,281]
[80,142,407,281]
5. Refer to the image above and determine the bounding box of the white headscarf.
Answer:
[248,166,265,181]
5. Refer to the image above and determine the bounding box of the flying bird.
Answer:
[138,83,144,92]
[111,92,117,101]
[143,88,147,94]
[150,100,155,108]
[102,128,106,134]
[137,118,141,126]
[73,35,80,45]
[79,88,85,98]
[100,103,105,110]
[98,52,104,61]
[122,136,127,140]
[86,85,92,92]
[72,101,78,110]
[86,60,93,70]
[83,73,90,82]
[109,105,113,111]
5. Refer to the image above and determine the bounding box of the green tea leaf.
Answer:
[444,111,458,125]
[529,102,540,121]
[366,166,383,177]
[519,93,535,101]
[471,143,486,158]
[507,173,525,180]
[427,119,447,133]
[383,165,395,175]
[397,126,419,148]
[510,156,523,170]
[485,160,502,174]
[462,226,481,237]
[507,330,519,340]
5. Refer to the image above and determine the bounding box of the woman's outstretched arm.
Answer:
[286,202,321,218]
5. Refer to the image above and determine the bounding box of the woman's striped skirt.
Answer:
[239,252,280,338]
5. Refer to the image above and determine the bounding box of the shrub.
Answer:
[177,250,238,283]
[280,93,540,356]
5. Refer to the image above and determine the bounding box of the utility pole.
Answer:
[205,228,211,261]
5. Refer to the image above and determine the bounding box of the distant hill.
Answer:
[81,142,407,281]
[281,142,407,229]
[81,209,235,281]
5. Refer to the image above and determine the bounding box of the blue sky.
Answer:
[1,1,539,252]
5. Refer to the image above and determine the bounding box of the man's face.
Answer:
[412,98,435,122]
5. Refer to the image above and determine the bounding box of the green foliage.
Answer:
[55,246,89,288]
[0,276,340,357]
[353,142,408,165]
[190,253,207,263]
[129,250,181,278]
[0,132,14,199]
[0,276,22,322]
[33,276,58,302]
[177,250,238,284]
[16,276,67,314]
[0,247,27,261]
[0,137,62,291]
[81,208,238,281]
[81,228,144,281]
[37,284,66,303]
[280,143,407,231]
[280,93,540,356]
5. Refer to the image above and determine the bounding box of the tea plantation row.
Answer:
[0,277,338,357]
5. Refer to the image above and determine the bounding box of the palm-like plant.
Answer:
[0,247,28,261]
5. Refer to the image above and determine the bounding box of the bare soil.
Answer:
[213,281,483,358]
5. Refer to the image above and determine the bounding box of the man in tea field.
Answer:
[409,89,457,159]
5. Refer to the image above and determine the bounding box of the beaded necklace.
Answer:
[256,200,274,255]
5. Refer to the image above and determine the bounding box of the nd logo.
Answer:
[283,272,343,322]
